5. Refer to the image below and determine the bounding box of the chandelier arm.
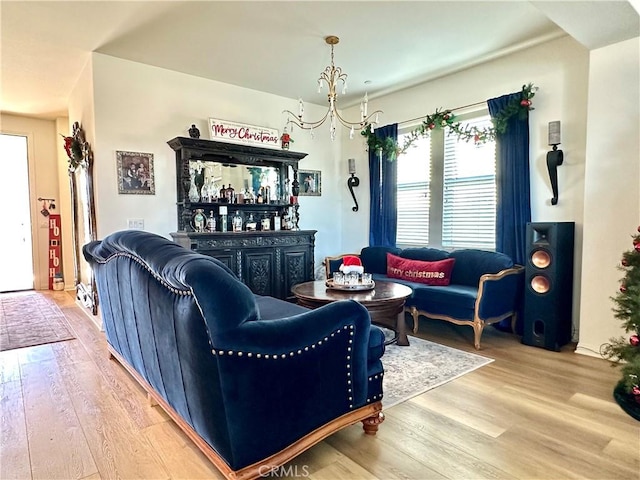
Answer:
[333,108,384,129]
[283,109,331,130]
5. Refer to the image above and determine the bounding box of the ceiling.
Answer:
[1,1,638,120]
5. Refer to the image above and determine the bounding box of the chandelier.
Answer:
[283,36,382,141]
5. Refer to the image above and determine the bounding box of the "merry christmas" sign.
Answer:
[208,118,279,148]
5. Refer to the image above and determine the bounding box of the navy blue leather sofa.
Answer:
[83,230,385,480]
[358,246,524,350]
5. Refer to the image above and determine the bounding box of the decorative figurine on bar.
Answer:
[193,209,206,232]
[280,126,293,150]
[188,124,200,138]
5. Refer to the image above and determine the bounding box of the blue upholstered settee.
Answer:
[357,246,524,350]
[83,230,385,480]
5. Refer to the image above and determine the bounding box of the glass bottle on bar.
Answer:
[219,206,228,232]
[232,210,243,232]
[206,210,216,232]
[226,184,235,204]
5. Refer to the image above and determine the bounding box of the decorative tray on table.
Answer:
[325,279,375,291]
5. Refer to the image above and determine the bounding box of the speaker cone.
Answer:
[531,275,550,293]
[531,249,551,268]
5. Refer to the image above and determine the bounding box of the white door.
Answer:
[0,134,34,292]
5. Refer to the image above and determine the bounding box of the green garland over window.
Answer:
[362,83,538,161]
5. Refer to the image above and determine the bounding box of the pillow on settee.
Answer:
[386,253,455,286]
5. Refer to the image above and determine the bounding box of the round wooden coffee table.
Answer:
[291,280,412,346]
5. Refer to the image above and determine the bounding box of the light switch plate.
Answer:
[127,218,144,230]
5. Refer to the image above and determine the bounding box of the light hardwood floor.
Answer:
[1,291,638,479]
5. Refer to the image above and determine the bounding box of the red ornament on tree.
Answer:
[622,258,629,267]
[620,284,627,293]
[635,243,640,253]
[631,334,640,346]
[520,99,531,107]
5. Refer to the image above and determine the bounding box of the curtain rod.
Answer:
[397,99,487,126]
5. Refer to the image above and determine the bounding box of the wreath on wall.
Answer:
[61,122,88,172]
[362,83,538,160]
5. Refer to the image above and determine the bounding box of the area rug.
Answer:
[382,335,493,409]
[0,291,75,351]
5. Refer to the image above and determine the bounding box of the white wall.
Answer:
[340,35,590,334]
[577,37,640,357]
[89,53,343,276]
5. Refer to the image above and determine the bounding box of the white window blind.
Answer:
[442,116,496,250]
[396,135,430,246]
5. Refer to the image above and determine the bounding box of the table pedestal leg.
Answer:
[396,310,409,346]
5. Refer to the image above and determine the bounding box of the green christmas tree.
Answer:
[603,225,640,419]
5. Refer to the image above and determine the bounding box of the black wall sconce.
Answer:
[546,120,564,205]
[347,158,360,212]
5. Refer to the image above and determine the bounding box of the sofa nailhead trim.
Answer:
[210,325,350,361]
[98,252,192,295]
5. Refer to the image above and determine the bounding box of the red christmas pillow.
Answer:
[386,253,455,286]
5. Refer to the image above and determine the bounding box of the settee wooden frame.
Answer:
[108,345,384,480]
[407,265,524,350]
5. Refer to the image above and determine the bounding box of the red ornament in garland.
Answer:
[633,386,640,404]
[631,334,640,346]
[620,284,627,293]
[635,243,640,253]
[622,258,629,267]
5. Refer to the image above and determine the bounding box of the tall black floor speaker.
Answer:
[522,222,575,351]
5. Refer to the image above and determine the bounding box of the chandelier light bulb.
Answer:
[282,35,383,141]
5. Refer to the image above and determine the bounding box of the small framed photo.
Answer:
[298,169,321,196]
[116,151,155,195]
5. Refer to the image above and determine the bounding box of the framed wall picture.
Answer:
[116,151,155,195]
[297,169,321,196]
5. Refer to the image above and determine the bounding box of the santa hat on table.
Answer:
[339,255,364,275]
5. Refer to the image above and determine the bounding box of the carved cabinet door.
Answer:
[280,247,312,300]
[242,248,277,297]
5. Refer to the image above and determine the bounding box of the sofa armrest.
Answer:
[205,299,382,468]
[476,265,524,320]
[209,298,380,408]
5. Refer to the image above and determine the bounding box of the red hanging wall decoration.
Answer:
[48,214,62,289]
